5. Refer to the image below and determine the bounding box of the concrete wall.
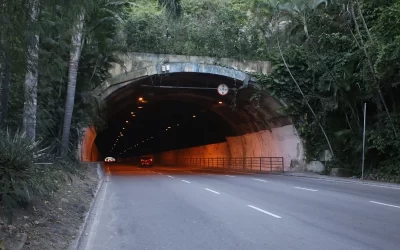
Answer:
[157,142,230,164]
[80,127,101,162]
[156,125,303,170]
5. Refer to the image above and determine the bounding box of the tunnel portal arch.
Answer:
[81,53,303,170]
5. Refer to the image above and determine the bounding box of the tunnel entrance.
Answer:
[81,54,303,170]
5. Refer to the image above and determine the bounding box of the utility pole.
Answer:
[361,103,366,180]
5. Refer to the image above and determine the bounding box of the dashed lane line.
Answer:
[369,201,400,209]
[247,205,282,219]
[294,187,318,192]
[252,178,268,183]
[205,188,220,194]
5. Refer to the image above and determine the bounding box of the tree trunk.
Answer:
[0,60,12,127]
[22,0,40,141]
[60,11,85,156]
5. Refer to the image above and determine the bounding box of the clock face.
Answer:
[217,84,229,96]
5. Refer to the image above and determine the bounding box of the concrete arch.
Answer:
[82,53,303,170]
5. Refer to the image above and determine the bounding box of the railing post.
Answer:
[270,157,272,172]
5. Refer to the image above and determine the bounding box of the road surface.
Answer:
[78,164,400,250]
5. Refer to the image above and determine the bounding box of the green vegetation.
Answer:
[255,0,400,181]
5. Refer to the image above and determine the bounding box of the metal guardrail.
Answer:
[162,157,284,172]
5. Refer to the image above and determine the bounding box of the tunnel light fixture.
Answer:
[132,114,136,117]
[218,101,223,104]
[138,106,143,109]
[193,115,196,118]
[125,121,129,123]
[168,126,171,129]
[122,127,125,130]
[142,141,144,142]
[138,97,143,101]
[177,124,179,126]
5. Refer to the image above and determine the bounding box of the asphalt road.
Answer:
[78,164,400,250]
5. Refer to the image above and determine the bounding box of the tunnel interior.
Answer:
[95,73,252,158]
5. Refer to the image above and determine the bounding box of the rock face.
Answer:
[305,161,325,174]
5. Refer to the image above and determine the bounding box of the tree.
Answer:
[22,0,40,141]
[60,10,86,156]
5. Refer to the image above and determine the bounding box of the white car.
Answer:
[104,157,115,163]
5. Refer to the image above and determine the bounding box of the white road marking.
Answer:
[369,201,400,209]
[167,175,174,178]
[286,176,400,190]
[205,188,220,194]
[247,205,282,219]
[252,178,268,183]
[294,187,318,192]
[181,180,191,183]
[225,175,236,177]
[362,183,400,190]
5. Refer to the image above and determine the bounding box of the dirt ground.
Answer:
[0,164,100,250]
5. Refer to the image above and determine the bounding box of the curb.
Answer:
[69,163,105,250]
[277,172,400,188]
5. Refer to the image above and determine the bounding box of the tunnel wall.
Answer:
[80,127,101,162]
[156,142,230,164]
[156,125,302,170]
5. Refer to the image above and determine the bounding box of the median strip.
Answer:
[369,201,400,209]
[247,205,282,219]
[181,180,191,183]
[294,187,318,192]
[205,188,220,194]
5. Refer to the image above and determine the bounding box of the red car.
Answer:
[139,156,153,167]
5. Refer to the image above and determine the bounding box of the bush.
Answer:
[0,130,69,224]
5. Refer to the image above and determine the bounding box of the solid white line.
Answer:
[167,175,174,178]
[287,176,400,190]
[294,187,318,192]
[205,188,220,194]
[252,178,268,183]
[247,205,282,219]
[181,180,191,183]
[225,175,236,177]
[369,201,400,209]
[362,183,400,190]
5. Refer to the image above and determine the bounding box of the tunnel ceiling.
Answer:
[94,72,292,158]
